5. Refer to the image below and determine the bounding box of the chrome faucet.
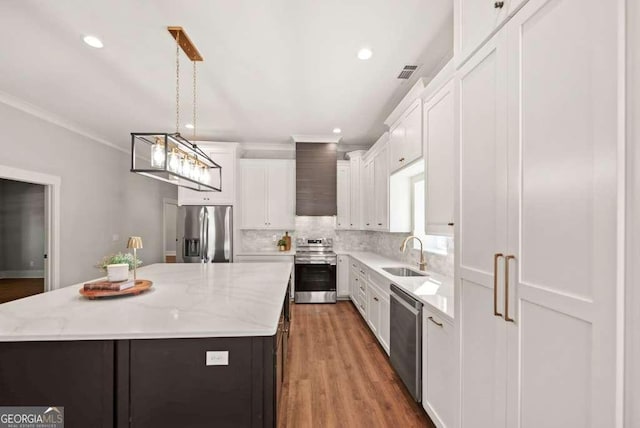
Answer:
[400,236,427,271]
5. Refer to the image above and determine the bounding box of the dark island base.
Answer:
[0,335,281,428]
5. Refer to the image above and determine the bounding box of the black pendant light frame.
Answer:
[130,132,222,192]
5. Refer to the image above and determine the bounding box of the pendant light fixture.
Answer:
[130,27,221,192]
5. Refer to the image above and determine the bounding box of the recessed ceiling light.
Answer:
[185,123,194,129]
[83,35,103,49]
[333,128,342,134]
[357,48,372,60]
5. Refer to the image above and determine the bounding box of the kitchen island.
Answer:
[0,263,292,428]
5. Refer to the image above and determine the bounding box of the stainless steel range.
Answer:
[294,238,337,303]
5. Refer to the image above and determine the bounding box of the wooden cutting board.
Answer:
[79,280,153,300]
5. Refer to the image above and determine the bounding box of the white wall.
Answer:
[0,102,177,287]
[164,202,177,254]
[626,0,639,425]
[0,179,45,275]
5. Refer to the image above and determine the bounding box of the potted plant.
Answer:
[97,252,143,282]
[277,238,287,252]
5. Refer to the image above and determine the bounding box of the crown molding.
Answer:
[290,134,342,144]
[0,90,128,155]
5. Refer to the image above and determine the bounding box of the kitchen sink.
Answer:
[382,267,428,277]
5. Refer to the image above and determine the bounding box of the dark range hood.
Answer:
[296,143,337,216]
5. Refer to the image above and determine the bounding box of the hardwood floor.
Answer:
[0,278,44,304]
[278,301,435,428]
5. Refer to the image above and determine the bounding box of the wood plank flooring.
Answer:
[278,301,435,428]
[0,278,44,304]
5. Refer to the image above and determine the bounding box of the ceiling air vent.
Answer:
[397,65,418,79]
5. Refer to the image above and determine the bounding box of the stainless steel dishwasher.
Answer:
[389,283,423,402]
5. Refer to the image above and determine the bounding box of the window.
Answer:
[411,175,448,255]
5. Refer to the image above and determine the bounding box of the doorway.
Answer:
[0,165,60,298]
[0,178,45,303]
[163,199,178,263]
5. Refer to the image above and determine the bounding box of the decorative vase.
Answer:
[279,245,286,252]
[107,264,129,282]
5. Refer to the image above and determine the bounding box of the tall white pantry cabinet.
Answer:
[455,0,624,427]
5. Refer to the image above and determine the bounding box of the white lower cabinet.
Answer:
[337,255,350,298]
[422,309,454,428]
[348,258,390,355]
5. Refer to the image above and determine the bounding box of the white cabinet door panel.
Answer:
[266,161,295,229]
[336,162,351,229]
[424,80,455,236]
[239,163,267,228]
[402,100,423,165]
[458,31,508,428]
[423,311,455,428]
[505,0,620,426]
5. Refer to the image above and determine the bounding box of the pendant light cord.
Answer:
[193,61,197,139]
[175,33,180,134]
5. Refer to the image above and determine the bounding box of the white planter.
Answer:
[106,264,129,282]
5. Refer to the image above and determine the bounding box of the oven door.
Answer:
[294,263,337,303]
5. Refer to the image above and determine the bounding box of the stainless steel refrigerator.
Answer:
[176,205,233,263]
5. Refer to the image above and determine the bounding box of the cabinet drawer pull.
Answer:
[399,157,405,162]
[355,278,358,282]
[373,297,379,302]
[428,316,443,327]
[494,1,504,8]
[377,223,383,226]
[448,222,454,226]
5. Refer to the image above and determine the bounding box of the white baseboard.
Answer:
[0,270,45,279]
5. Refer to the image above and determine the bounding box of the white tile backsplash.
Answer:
[238,216,454,277]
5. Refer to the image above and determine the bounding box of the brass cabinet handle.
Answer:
[428,316,443,327]
[493,253,504,317]
[504,255,516,322]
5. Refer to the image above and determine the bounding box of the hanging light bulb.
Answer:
[200,165,209,183]
[181,155,191,178]
[151,138,166,169]
[167,148,180,173]
[190,159,200,181]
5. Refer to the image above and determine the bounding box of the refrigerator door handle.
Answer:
[199,207,205,263]
[225,206,232,262]
[204,208,210,263]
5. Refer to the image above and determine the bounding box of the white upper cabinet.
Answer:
[373,143,389,230]
[336,161,351,230]
[348,152,365,229]
[363,158,376,229]
[455,0,519,66]
[238,159,295,230]
[390,99,423,172]
[424,80,456,236]
[178,144,237,206]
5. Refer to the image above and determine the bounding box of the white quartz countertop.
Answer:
[0,263,292,342]
[345,251,454,321]
[235,249,295,256]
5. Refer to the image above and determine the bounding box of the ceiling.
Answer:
[0,0,452,150]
